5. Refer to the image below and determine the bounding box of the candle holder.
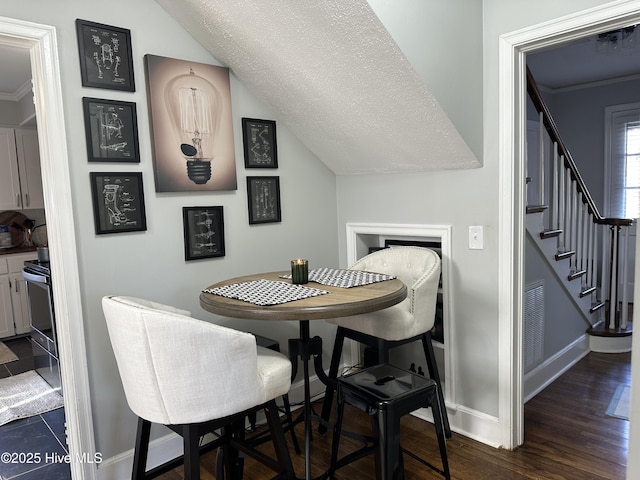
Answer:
[291,259,309,284]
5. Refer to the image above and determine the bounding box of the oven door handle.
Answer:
[22,269,48,283]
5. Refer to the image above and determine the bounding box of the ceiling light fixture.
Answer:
[596,25,637,54]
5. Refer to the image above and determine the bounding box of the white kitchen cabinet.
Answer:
[8,270,30,335]
[0,127,21,211]
[15,128,44,209]
[0,252,37,338]
[0,272,12,338]
[0,127,44,210]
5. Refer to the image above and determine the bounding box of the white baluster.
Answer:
[539,111,545,207]
[621,225,629,330]
[587,217,594,287]
[582,205,588,276]
[594,223,602,322]
[600,225,608,319]
[571,180,578,272]
[576,200,583,273]
[552,143,559,230]
[609,227,618,330]
[565,173,572,255]
[558,161,566,251]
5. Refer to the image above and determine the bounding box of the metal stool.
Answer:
[330,364,450,480]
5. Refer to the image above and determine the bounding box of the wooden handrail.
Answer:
[526,67,633,227]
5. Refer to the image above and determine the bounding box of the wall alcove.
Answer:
[345,223,455,418]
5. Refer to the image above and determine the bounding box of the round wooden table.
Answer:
[200,271,407,480]
[200,271,407,320]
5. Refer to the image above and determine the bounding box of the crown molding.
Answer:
[0,79,32,101]
[541,72,640,93]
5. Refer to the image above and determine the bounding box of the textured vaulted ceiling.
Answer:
[154,0,479,175]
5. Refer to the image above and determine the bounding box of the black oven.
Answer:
[22,260,62,393]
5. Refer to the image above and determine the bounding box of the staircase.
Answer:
[526,67,633,353]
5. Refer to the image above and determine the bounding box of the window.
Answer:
[605,103,640,218]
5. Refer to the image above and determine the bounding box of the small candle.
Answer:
[291,259,309,284]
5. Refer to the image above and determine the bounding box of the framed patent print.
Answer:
[76,19,135,91]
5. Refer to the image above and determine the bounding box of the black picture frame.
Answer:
[82,97,140,162]
[90,172,146,234]
[76,19,135,92]
[242,118,278,168]
[182,206,225,260]
[247,176,281,224]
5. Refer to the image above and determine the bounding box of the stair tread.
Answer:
[526,205,548,214]
[540,229,562,239]
[587,320,632,337]
[568,270,586,281]
[580,286,596,297]
[554,250,575,261]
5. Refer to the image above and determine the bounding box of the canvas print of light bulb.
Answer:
[145,55,237,192]
[165,67,222,185]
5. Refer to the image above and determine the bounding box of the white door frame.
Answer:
[0,16,96,480]
[498,0,640,449]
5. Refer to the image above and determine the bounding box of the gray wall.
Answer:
[547,78,640,212]
[337,0,611,419]
[525,235,587,358]
[0,0,338,460]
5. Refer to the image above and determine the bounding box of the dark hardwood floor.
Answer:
[156,351,630,480]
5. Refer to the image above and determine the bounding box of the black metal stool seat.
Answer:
[330,364,450,480]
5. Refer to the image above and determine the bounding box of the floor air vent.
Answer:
[524,281,544,373]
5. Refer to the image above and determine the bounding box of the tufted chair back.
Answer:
[326,246,440,341]
[102,295,289,425]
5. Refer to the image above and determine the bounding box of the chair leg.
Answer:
[421,332,451,438]
[264,399,296,480]
[319,327,346,434]
[329,384,346,476]
[281,393,301,454]
[182,425,201,480]
[428,387,451,479]
[373,406,402,480]
[132,418,151,480]
[377,338,390,364]
[221,423,244,480]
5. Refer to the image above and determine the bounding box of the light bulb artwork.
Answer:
[165,67,222,184]
[145,54,237,192]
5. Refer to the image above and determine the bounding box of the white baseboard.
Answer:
[98,361,527,477]
[523,334,590,403]
[410,404,503,448]
[97,430,183,480]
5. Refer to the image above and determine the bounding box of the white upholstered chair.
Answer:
[102,295,295,480]
[319,246,451,438]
